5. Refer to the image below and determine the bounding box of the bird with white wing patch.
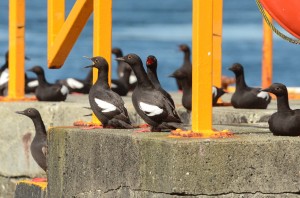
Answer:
[84,56,133,129]
[116,53,185,132]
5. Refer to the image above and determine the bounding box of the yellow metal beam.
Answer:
[47,0,65,47]
[47,0,93,68]
[92,0,112,124]
[192,0,213,132]
[8,0,25,99]
[212,0,223,87]
[261,12,273,88]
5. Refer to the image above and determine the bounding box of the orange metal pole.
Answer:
[212,0,223,88]
[47,0,65,48]
[92,0,112,124]
[192,0,213,133]
[8,0,25,99]
[262,12,273,88]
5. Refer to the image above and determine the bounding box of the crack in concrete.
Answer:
[0,174,31,180]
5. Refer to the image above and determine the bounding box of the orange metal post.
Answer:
[212,0,223,87]
[47,0,93,68]
[8,0,25,99]
[47,0,65,47]
[261,12,273,88]
[92,0,112,123]
[192,0,213,133]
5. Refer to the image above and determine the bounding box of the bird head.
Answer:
[16,108,41,119]
[261,83,288,97]
[146,55,157,68]
[169,70,188,80]
[84,56,109,71]
[115,53,142,69]
[178,44,190,53]
[111,48,123,57]
[228,63,244,75]
[27,66,44,75]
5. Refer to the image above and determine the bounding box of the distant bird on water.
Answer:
[146,55,175,107]
[56,69,92,94]
[28,66,68,101]
[85,56,133,129]
[170,44,192,91]
[228,63,270,109]
[16,108,47,172]
[116,53,184,132]
[262,83,300,136]
[112,47,137,90]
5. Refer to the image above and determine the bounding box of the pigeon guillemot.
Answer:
[146,55,175,107]
[56,69,92,94]
[212,86,227,106]
[16,108,47,172]
[85,56,133,129]
[262,83,300,136]
[112,47,137,90]
[116,53,185,132]
[170,44,192,91]
[28,66,68,101]
[111,64,132,96]
[228,63,270,109]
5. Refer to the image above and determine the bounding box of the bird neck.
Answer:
[180,78,192,95]
[276,94,291,112]
[183,51,191,65]
[95,69,110,89]
[0,62,8,72]
[131,64,154,88]
[32,116,47,137]
[119,68,131,88]
[36,73,49,86]
[234,72,248,90]
[147,67,160,88]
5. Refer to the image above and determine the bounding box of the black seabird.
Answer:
[262,83,300,136]
[116,53,184,132]
[85,56,133,129]
[28,66,68,101]
[212,86,227,106]
[56,69,92,94]
[16,108,47,172]
[112,47,137,90]
[146,55,175,107]
[170,44,192,91]
[228,63,270,109]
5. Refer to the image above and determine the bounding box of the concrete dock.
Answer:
[1,92,300,197]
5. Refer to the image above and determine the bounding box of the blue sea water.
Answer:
[0,0,300,91]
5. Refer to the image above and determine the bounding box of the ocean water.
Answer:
[0,0,300,91]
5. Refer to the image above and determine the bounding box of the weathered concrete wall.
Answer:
[47,127,300,197]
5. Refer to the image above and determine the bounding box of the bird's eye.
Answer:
[28,110,31,113]
[94,59,98,63]
[128,55,132,59]
[275,87,280,91]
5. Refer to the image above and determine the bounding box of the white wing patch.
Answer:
[129,75,137,84]
[111,83,117,88]
[60,85,69,95]
[27,80,39,88]
[139,102,163,116]
[66,78,84,89]
[95,98,117,113]
[0,69,9,86]
[212,86,217,97]
[257,91,269,101]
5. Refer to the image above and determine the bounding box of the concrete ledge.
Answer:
[14,180,47,198]
[48,127,300,197]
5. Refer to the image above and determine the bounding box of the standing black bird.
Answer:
[228,63,270,109]
[85,56,133,129]
[56,69,92,94]
[28,66,68,101]
[262,83,300,136]
[170,44,192,91]
[112,47,137,90]
[146,55,175,107]
[116,53,184,132]
[16,108,47,172]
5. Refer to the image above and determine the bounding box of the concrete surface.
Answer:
[4,92,300,197]
[14,181,47,198]
[47,127,300,197]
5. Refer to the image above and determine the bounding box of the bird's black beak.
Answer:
[16,111,25,115]
[27,68,33,72]
[115,57,125,61]
[169,74,175,78]
[25,56,30,60]
[228,67,233,71]
[84,65,95,69]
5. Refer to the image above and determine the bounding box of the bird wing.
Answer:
[66,78,84,89]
